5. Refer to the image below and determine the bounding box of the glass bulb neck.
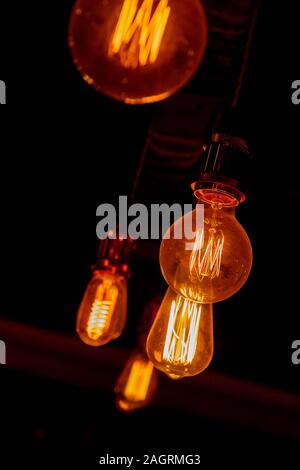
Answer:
[93,235,134,278]
[194,188,239,210]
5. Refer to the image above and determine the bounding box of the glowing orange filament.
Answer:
[163,296,202,365]
[189,228,224,282]
[123,359,154,401]
[109,0,171,68]
[86,280,118,340]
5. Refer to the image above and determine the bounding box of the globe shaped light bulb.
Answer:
[68,0,208,104]
[159,190,253,303]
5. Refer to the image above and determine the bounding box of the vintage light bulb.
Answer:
[68,0,208,104]
[159,191,253,303]
[147,288,213,379]
[76,236,132,346]
[115,349,158,412]
[76,269,128,346]
[115,297,161,411]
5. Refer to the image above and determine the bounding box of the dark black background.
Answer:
[0,0,299,462]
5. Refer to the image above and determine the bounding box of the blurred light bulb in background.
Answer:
[115,349,158,412]
[147,287,213,379]
[159,190,253,304]
[76,269,127,346]
[68,0,207,104]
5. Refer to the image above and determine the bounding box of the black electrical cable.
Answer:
[212,0,262,133]
[231,0,262,109]
[129,142,148,204]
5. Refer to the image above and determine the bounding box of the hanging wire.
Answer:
[231,0,262,109]
[129,142,149,205]
[212,0,262,132]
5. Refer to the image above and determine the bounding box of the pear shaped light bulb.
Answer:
[147,287,213,379]
[68,0,208,104]
[76,269,128,346]
[159,190,253,303]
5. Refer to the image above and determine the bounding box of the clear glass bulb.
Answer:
[68,0,207,104]
[147,288,213,379]
[115,349,158,412]
[160,192,253,303]
[76,269,127,346]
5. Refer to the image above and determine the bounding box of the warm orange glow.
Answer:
[147,288,213,379]
[76,270,127,347]
[123,359,154,400]
[115,352,158,412]
[109,0,171,68]
[160,201,252,303]
[189,227,224,281]
[86,279,118,341]
[163,297,202,366]
[68,0,208,104]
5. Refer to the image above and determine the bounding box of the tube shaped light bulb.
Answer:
[115,350,158,412]
[147,288,213,379]
[68,0,207,104]
[76,269,127,346]
[160,193,252,303]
